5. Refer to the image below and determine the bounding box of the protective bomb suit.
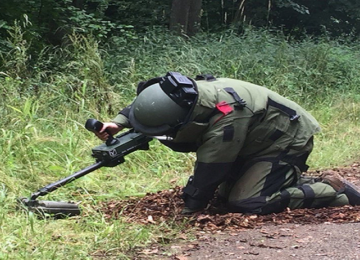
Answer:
[111,72,353,214]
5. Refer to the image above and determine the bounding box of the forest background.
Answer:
[1,0,360,259]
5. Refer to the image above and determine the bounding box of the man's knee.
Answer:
[227,191,291,215]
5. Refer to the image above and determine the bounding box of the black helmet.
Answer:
[129,72,198,136]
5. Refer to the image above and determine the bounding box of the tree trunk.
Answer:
[170,0,202,36]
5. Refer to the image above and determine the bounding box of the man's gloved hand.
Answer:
[95,122,123,141]
[181,206,204,215]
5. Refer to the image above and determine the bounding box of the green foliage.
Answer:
[1,0,360,64]
[1,27,360,258]
[0,0,138,54]
[107,0,170,30]
[103,28,360,106]
[0,21,115,114]
[0,15,32,80]
[201,0,360,38]
[52,33,115,113]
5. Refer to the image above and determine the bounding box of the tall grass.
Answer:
[1,24,360,258]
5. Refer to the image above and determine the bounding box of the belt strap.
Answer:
[299,184,315,208]
[224,87,247,109]
[267,98,300,121]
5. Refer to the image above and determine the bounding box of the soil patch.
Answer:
[97,163,360,259]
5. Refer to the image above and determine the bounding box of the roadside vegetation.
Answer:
[1,22,360,258]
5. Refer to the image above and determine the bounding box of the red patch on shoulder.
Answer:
[214,101,233,124]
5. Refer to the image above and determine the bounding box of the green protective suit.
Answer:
[113,77,349,214]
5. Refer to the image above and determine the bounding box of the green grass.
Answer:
[308,99,360,169]
[1,27,360,259]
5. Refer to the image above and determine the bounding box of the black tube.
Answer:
[30,161,105,200]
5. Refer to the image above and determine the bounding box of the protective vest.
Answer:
[164,78,320,161]
[166,77,321,208]
[112,77,321,208]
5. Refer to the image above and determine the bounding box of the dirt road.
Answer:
[150,222,360,260]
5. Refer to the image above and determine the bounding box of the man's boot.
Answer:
[320,170,360,206]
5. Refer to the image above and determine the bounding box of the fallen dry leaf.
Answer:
[97,165,360,232]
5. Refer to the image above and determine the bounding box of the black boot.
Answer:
[320,170,360,206]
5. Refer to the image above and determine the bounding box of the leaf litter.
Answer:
[97,163,360,232]
[94,163,360,259]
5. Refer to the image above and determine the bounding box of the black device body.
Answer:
[19,119,152,217]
